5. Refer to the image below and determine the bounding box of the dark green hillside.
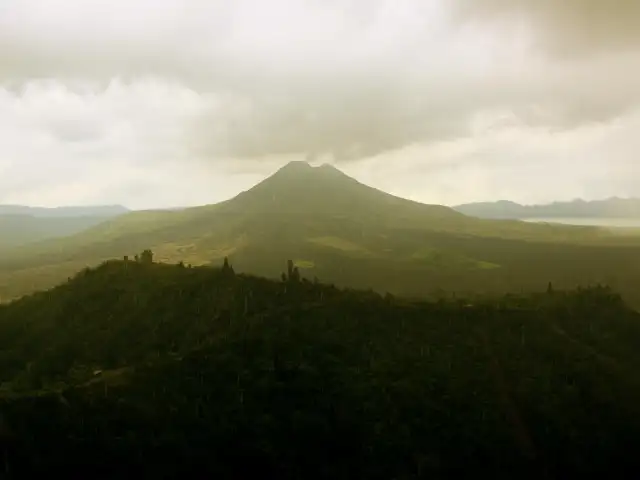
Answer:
[1,162,640,305]
[1,259,640,477]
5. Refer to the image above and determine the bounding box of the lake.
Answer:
[523,217,640,228]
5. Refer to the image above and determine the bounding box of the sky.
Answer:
[0,0,639,209]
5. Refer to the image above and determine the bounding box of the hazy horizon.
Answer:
[3,167,640,213]
[2,160,640,213]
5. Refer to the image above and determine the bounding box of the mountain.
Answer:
[454,197,640,220]
[1,259,639,476]
[0,204,129,218]
[0,205,129,250]
[1,161,640,305]
[453,200,528,219]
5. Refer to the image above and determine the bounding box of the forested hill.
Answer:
[1,257,640,477]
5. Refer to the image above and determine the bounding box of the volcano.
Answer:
[0,161,633,303]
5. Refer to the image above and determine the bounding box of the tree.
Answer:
[222,257,235,277]
[291,266,301,283]
[287,260,294,280]
[140,250,154,264]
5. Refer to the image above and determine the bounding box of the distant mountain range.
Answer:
[454,198,640,220]
[0,204,129,249]
[0,204,129,218]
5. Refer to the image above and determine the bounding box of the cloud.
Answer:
[448,0,640,58]
[342,108,640,206]
[0,78,249,208]
[0,0,638,206]
[1,0,638,161]
[1,77,639,207]
[0,0,470,160]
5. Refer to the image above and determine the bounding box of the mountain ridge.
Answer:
[0,204,130,249]
[454,197,640,219]
[0,204,129,218]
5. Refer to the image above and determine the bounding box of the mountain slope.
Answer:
[1,162,640,304]
[455,197,640,219]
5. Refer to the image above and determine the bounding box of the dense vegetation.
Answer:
[1,254,640,477]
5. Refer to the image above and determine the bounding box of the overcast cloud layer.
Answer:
[0,0,639,208]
